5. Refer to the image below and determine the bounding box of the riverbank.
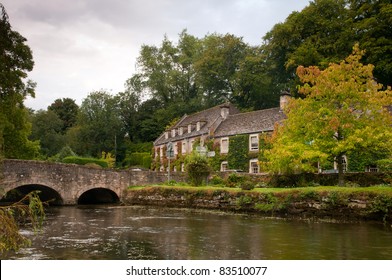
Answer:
[123,185,392,223]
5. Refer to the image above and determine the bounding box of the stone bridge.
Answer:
[0,159,184,205]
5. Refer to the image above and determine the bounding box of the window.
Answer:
[249,159,259,174]
[221,138,229,154]
[196,121,200,131]
[334,155,348,172]
[171,129,176,137]
[249,134,259,151]
[179,127,183,136]
[221,161,228,172]
[159,147,163,157]
[182,141,187,154]
[366,165,378,172]
[188,124,192,133]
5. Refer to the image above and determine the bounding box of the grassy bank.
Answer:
[124,184,392,223]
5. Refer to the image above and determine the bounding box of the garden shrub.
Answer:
[185,152,211,186]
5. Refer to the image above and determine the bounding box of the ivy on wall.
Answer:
[228,135,249,171]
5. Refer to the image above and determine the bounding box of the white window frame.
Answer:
[249,134,259,151]
[249,159,259,174]
[182,141,187,154]
[220,137,229,154]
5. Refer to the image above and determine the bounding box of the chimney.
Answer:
[220,103,230,120]
[280,90,291,111]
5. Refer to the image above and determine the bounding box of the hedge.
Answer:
[62,156,108,168]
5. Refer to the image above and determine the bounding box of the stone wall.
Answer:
[0,159,186,205]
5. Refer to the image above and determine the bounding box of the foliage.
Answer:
[266,45,392,186]
[62,156,108,168]
[47,98,79,133]
[227,135,249,171]
[0,4,39,159]
[67,90,123,158]
[30,109,66,157]
[55,146,76,161]
[225,173,245,188]
[0,191,45,255]
[101,151,115,168]
[185,151,211,186]
[123,152,151,169]
[377,159,392,172]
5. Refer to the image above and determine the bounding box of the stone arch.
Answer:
[77,188,120,204]
[0,184,64,205]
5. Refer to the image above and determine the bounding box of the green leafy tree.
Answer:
[349,0,392,86]
[185,151,211,186]
[47,98,79,133]
[0,3,39,159]
[68,91,122,158]
[30,110,65,157]
[266,45,392,186]
[262,0,354,96]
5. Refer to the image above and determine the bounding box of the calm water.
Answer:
[5,205,392,260]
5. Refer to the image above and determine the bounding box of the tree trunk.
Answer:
[337,154,345,186]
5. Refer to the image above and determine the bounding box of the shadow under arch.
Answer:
[0,184,64,205]
[78,188,120,205]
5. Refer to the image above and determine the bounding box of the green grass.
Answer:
[128,183,392,196]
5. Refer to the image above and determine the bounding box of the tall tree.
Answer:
[30,110,65,157]
[68,91,122,157]
[0,3,39,159]
[266,45,392,186]
[349,0,392,86]
[47,98,79,133]
[262,0,354,96]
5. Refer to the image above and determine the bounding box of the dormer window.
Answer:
[179,127,183,136]
[171,129,176,137]
[165,131,169,139]
[196,121,200,131]
[188,124,192,133]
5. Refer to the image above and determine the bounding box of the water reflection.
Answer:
[6,206,392,260]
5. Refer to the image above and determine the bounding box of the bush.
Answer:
[62,156,108,168]
[185,152,211,186]
[209,175,225,185]
[123,152,151,169]
[239,181,255,191]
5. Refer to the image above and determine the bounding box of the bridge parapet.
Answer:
[0,159,185,205]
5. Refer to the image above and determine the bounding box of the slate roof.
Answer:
[154,103,286,146]
[214,107,285,137]
[154,103,240,146]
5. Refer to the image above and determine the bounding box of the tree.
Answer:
[30,110,65,157]
[0,191,45,255]
[185,151,211,186]
[266,45,392,186]
[262,0,354,97]
[0,3,39,159]
[68,91,122,158]
[48,98,79,133]
[349,0,392,86]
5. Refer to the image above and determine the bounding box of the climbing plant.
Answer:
[227,135,249,171]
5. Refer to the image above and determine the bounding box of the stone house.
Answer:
[153,94,289,173]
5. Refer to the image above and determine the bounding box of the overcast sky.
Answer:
[2,0,310,110]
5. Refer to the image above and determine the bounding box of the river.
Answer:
[5,205,392,260]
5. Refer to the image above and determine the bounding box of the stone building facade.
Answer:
[153,95,288,174]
